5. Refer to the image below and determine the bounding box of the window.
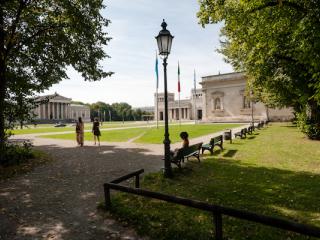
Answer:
[211,91,224,111]
[243,96,251,109]
[214,98,221,110]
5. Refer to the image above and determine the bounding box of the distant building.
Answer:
[133,106,154,114]
[33,93,90,123]
[154,72,294,122]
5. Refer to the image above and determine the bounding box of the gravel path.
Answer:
[0,124,248,240]
[0,137,165,240]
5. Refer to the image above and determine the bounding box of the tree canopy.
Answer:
[0,0,112,157]
[89,101,150,122]
[198,0,320,137]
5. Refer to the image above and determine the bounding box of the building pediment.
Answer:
[37,93,72,103]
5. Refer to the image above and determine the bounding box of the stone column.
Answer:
[61,103,64,119]
[42,104,46,120]
[46,103,49,119]
[53,103,56,119]
[63,103,66,119]
[37,105,41,119]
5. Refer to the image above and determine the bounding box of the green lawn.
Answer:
[40,128,145,142]
[40,124,242,143]
[10,121,151,135]
[135,124,241,144]
[105,123,320,239]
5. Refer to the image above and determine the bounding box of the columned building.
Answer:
[154,72,294,122]
[34,93,90,122]
[154,89,203,121]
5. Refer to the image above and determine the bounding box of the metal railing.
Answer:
[104,169,320,239]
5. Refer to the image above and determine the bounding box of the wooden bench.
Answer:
[235,128,247,139]
[169,142,203,168]
[201,135,223,155]
[247,126,254,135]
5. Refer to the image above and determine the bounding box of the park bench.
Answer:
[169,142,203,168]
[247,126,254,135]
[201,135,223,155]
[257,121,264,129]
[235,128,247,139]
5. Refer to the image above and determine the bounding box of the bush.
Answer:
[296,112,320,140]
[1,140,35,166]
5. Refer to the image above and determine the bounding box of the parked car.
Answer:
[54,123,66,127]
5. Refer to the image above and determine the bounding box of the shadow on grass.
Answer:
[247,136,256,139]
[222,149,238,158]
[108,157,320,240]
[280,125,297,128]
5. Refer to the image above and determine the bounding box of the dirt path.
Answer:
[0,124,248,240]
[0,138,165,240]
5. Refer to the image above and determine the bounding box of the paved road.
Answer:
[0,124,247,240]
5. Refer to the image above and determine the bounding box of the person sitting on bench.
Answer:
[171,131,189,157]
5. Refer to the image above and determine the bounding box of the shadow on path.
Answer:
[0,144,162,240]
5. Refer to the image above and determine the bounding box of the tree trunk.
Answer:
[308,99,320,124]
[0,6,7,163]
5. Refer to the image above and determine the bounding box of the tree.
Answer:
[0,0,112,160]
[112,102,132,122]
[198,0,320,138]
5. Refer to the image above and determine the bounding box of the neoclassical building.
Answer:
[154,89,203,121]
[34,93,91,122]
[155,72,294,122]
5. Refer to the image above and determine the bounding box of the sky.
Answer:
[43,0,233,107]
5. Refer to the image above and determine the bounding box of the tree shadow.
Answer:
[117,157,320,239]
[0,144,163,240]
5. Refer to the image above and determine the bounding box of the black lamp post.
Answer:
[156,20,174,178]
[251,89,254,127]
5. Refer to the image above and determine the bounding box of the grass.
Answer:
[9,121,151,135]
[0,150,52,180]
[40,128,146,142]
[40,124,243,143]
[135,124,242,144]
[104,123,320,240]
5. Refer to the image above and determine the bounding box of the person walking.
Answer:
[76,117,84,147]
[92,117,101,146]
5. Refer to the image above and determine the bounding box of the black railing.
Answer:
[104,169,320,239]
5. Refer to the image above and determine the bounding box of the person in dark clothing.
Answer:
[180,131,189,148]
[92,117,101,146]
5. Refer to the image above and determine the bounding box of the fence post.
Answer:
[104,184,111,209]
[135,174,140,188]
[213,213,223,240]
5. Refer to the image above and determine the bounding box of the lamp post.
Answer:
[251,89,254,127]
[156,20,174,178]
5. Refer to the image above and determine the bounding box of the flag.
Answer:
[178,62,181,92]
[155,52,159,89]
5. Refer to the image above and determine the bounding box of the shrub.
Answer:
[1,140,35,166]
[296,112,320,140]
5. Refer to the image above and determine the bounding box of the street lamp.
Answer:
[250,89,254,128]
[156,19,174,177]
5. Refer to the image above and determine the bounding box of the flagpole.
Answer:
[156,88,159,129]
[194,69,197,125]
[179,91,181,126]
[178,61,181,126]
[155,51,159,129]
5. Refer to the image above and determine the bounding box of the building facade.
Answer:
[154,72,294,122]
[34,93,91,122]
